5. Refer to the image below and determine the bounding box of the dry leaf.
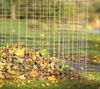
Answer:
[28,70,38,77]
[0,80,4,88]
[0,74,4,78]
[15,48,25,56]
[87,74,94,81]
[48,76,57,81]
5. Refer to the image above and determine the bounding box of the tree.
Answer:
[2,0,81,21]
[88,0,100,23]
[4,0,29,19]
[10,0,16,19]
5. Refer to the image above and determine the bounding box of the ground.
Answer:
[0,19,100,89]
[0,72,99,89]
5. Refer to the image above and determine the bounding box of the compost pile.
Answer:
[0,44,82,81]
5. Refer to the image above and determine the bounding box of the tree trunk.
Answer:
[11,2,16,19]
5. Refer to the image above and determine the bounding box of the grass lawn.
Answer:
[1,71,100,89]
[0,19,85,56]
[0,19,100,58]
[85,71,100,82]
[88,33,100,58]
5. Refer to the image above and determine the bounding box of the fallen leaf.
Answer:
[28,70,38,77]
[0,80,4,88]
[15,48,25,56]
[48,75,57,81]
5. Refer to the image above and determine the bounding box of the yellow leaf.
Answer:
[0,63,5,70]
[5,65,11,69]
[0,80,4,88]
[8,70,16,74]
[92,60,98,64]
[1,52,6,56]
[9,48,16,54]
[18,75,26,80]
[15,48,25,56]
[45,82,50,86]
[27,80,31,84]
[87,74,94,81]
[28,58,33,62]
[28,70,38,77]
[48,76,57,81]
[0,74,4,78]
[18,58,24,63]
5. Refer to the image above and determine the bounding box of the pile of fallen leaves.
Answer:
[0,43,82,82]
[89,56,100,64]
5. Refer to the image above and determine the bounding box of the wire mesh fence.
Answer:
[0,0,88,72]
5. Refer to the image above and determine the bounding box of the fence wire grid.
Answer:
[0,0,88,72]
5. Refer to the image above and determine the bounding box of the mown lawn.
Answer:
[88,33,100,58]
[85,71,100,82]
[0,19,85,56]
[0,75,100,89]
[0,19,100,58]
[0,71,99,89]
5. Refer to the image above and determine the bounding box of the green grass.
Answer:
[1,75,100,89]
[87,33,100,58]
[85,71,100,82]
[0,19,85,56]
[0,19,100,57]
[1,71,100,89]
